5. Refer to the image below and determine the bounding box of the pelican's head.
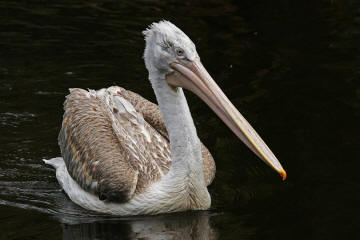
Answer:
[143,21,287,180]
[143,20,198,75]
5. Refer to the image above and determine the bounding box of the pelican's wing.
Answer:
[58,88,172,202]
[116,87,216,186]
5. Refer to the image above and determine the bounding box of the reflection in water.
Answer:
[61,212,217,240]
[1,175,218,239]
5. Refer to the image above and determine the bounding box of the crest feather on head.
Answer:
[142,20,181,39]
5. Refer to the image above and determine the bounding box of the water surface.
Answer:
[1,0,360,239]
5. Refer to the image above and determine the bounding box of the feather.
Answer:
[58,86,215,203]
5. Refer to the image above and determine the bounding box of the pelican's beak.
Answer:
[167,58,286,180]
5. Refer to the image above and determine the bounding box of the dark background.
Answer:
[1,0,360,239]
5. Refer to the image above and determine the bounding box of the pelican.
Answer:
[44,21,286,216]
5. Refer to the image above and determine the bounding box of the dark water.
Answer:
[1,0,360,239]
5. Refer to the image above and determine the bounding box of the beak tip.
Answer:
[280,169,287,181]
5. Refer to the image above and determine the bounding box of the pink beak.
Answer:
[166,58,286,180]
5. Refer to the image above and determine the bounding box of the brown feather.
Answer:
[58,86,215,203]
[116,87,216,186]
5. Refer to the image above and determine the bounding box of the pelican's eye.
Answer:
[176,48,184,57]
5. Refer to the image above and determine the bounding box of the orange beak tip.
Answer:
[280,169,287,181]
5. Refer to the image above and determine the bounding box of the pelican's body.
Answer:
[45,21,286,215]
[45,86,214,215]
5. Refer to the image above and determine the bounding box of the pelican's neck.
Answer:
[149,73,204,181]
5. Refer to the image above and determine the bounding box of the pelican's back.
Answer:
[58,86,215,203]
